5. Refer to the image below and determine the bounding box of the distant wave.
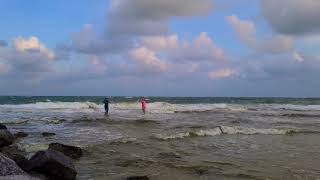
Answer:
[154,126,320,140]
[0,119,29,124]
[280,113,320,118]
[265,104,320,111]
[0,101,100,111]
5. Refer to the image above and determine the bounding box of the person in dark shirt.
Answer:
[103,98,109,114]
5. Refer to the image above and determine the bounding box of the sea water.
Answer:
[1,96,320,179]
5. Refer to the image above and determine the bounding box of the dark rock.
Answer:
[14,131,29,139]
[29,172,49,180]
[127,176,149,180]
[48,143,83,159]
[0,129,15,147]
[0,153,27,176]
[1,145,30,171]
[26,149,77,180]
[0,123,7,129]
[42,132,56,137]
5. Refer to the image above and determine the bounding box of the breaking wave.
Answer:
[1,101,320,114]
[0,101,246,113]
[263,104,320,111]
[154,126,320,140]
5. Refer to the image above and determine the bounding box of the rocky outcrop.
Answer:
[0,123,78,180]
[25,149,77,180]
[0,153,27,176]
[48,143,83,159]
[0,129,15,148]
[1,145,30,171]
[0,123,7,130]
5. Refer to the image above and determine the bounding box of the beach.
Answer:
[1,96,320,179]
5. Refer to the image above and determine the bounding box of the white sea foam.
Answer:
[155,132,191,140]
[194,128,222,136]
[154,126,316,140]
[221,126,289,135]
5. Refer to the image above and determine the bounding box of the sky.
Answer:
[0,0,320,97]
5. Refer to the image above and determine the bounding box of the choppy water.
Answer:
[1,96,320,179]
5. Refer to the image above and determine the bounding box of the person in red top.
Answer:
[139,97,147,114]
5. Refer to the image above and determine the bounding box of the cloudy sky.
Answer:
[0,0,320,97]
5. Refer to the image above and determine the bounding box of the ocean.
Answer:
[1,96,320,179]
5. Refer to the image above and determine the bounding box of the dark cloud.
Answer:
[0,40,8,47]
[235,53,320,84]
[261,0,320,35]
[71,25,132,55]
[107,0,213,36]
[53,43,72,61]
[3,50,53,73]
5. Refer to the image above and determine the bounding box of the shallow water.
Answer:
[1,96,320,179]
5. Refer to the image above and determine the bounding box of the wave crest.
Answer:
[154,126,320,140]
[1,101,320,114]
[0,101,246,114]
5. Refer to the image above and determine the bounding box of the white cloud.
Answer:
[292,51,304,62]
[0,36,55,86]
[141,35,179,51]
[194,32,225,60]
[140,32,225,62]
[208,68,236,78]
[129,46,168,72]
[226,15,256,47]
[88,55,107,73]
[13,36,55,60]
[226,14,293,54]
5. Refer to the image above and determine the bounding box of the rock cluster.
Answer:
[0,123,83,180]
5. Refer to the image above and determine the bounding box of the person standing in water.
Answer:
[103,97,109,115]
[139,97,147,114]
